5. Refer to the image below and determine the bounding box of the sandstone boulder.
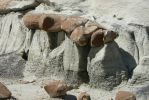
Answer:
[90,29,104,47]
[61,16,88,34]
[0,82,11,99]
[85,20,105,30]
[115,91,136,100]
[70,26,89,46]
[44,80,71,98]
[77,92,91,100]
[46,14,67,32]
[103,30,118,43]
[23,13,53,30]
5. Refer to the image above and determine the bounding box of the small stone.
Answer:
[77,92,91,100]
[85,20,105,30]
[70,26,89,46]
[115,91,136,100]
[23,13,54,30]
[84,25,98,35]
[103,30,118,43]
[46,14,67,32]
[0,82,12,99]
[90,29,104,47]
[61,16,88,34]
[44,80,71,98]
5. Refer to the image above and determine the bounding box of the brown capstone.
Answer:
[0,82,12,99]
[23,13,54,30]
[61,16,88,34]
[90,29,104,47]
[70,26,89,46]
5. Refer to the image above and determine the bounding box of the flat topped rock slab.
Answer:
[0,0,39,14]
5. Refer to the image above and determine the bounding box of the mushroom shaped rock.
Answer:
[70,26,89,46]
[90,29,104,47]
[103,30,118,43]
[44,80,71,98]
[61,16,88,34]
[115,91,136,100]
[23,13,54,30]
[77,92,91,100]
[0,82,12,99]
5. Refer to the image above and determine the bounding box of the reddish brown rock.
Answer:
[70,26,89,46]
[23,13,118,47]
[84,25,98,35]
[61,16,88,34]
[23,13,54,30]
[90,29,104,47]
[103,30,118,43]
[0,82,12,99]
[115,91,136,100]
[44,80,71,98]
[85,20,105,30]
[46,14,67,32]
[77,92,91,100]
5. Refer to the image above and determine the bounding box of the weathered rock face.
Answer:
[0,1,149,100]
[23,13,54,30]
[63,36,90,85]
[88,42,128,90]
[0,13,26,54]
[0,53,26,78]
[130,56,149,84]
[115,25,149,83]
[23,30,65,78]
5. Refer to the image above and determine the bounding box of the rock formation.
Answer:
[23,12,118,47]
[0,0,149,99]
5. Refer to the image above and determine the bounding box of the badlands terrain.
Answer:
[0,0,149,100]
